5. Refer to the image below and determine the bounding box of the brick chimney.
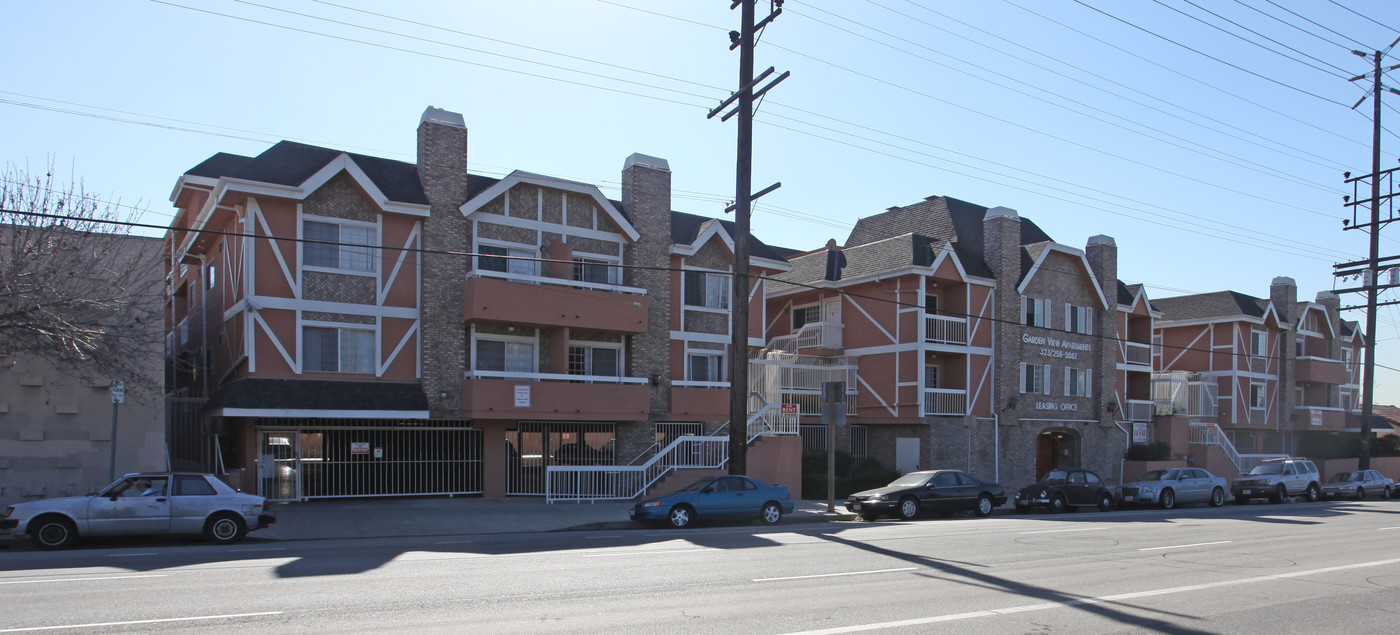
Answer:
[1270,276,1297,419]
[983,206,1022,415]
[416,106,470,417]
[621,153,673,419]
[1085,235,1118,422]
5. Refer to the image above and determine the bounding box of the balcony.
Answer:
[1124,342,1151,367]
[1125,399,1154,422]
[924,314,968,346]
[1294,357,1348,385]
[1293,406,1352,430]
[464,272,648,332]
[923,388,967,416]
[462,371,650,421]
[767,321,842,354]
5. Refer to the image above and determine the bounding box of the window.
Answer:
[174,475,217,496]
[924,294,938,315]
[933,472,959,487]
[1295,337,1305,357]
[683,270,730,310]
[572,257,618,285]
[304,220,376,272]
[478,244,538,277]
[1065,305,1092,335]
[924,365,939,389]
[206,265,216,290]
[475,338,536,374]
[1020,363,1050,394]
[304,326,375,373]
[1023,297,1049,327]
[1069,472,1086,485]
[1250,382,1266,410]
[792,304,820,330]
[1152,334,1163,357]
[1250,329,1267,357]
[687,352,723,382]
[568,344,621,378]
[1065,367,1092,397]
[1085,472,1101,485]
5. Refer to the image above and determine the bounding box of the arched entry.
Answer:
[1034,429,1080,480]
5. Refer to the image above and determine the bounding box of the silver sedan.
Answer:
[1119,467,1229,509]
[1,473,275,550]
[1320,470,1394,501]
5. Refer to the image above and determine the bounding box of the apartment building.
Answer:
[165,107,796,501]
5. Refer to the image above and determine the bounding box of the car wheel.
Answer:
[1159,489,1176,510]
[1384,486,1392,500]
[204,512,247,545]
[1048,494,1067,514]
[1271,484,1287,504]
[1098,493,1114,512]
[29,515,78,551]
[667,504,694,529]
[1305,484,1320,503]
[1209,487,1226,507]
[1355,487,1366,501]
[760,501,783,525]
[898,497,920,520]
[975,494,995,517]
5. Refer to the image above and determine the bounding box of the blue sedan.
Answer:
[629,475,795,528]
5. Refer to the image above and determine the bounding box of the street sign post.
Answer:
[108,380,124,481]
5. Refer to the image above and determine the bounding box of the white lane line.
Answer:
[754,567,918,583]
[1018,527,1107,535]
[779,557,1400,634]
[1378,526,1400,531]
[107,552,158,557]
[1138,541,1232,551]
[433,540,473,545]
[581,548,711,558]
[0,575,168,586]
[0,611,284,633]
[228,547,286,552]
[585,535,622,540]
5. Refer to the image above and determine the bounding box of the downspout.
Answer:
[993,413,1000,483]
[1112,419,1131,485]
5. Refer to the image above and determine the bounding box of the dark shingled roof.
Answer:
[186,152,253,179]
[1118,281,1150,310]
[670,210,787,262]
[1152,291,1268,322]
[205,379,428,413]
[184,141,429,206]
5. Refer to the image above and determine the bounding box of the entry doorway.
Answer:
[896,437,920,474]
[1034,429,1080,480]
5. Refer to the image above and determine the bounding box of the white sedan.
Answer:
[1,473,275,550]
[1320,470,1393,500]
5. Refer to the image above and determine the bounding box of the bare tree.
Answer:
[0,163,165,395]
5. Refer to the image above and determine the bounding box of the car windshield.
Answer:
[1329,472,1362,483]
[1247,463,1284,476]
[887,473,932,488]
[676,478,716,493]
[1136,470,1174,481]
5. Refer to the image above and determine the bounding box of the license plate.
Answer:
[1123,495,1134,502]
[852,502,862,510]
[1241,489,1252,495]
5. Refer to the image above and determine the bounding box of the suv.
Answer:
[1230,458,1321,504]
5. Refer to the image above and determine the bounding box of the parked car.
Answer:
[1013,468,1115,513]
[844,469,1007,521]
[1231,457,1321,504]
[0,473,275,550]
[1119,468,1228,509]
[629,475,794,528]
[1320,470,1394,500]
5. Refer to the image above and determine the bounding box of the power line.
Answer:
[1232,0,1356,53]
[1325,0,1400,36]
[1164,0,1352,77]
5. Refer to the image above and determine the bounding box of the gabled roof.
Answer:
[184,141,430,206]
[461,170,640,242]
[1151,291,1271,322]
[768,233,968,293]
[670,210,789,264]
[1018,242,1111,310]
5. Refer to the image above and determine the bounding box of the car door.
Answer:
[86,477,173,536]
[704,477,747,517]
[1179,469,1206,503]
[169,475,221,534]
[1066,471,1090,506]
[922,472,964,511]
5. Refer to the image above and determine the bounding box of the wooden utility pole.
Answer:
[709,0,788,475]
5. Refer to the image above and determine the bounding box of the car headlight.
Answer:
[2,506,11,518]
[1037,490,1047,498]
[642,501,661,508]
[1139,486,1156,495]
[870,494,887,501]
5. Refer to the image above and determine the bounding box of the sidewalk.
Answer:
[255,497,857,541]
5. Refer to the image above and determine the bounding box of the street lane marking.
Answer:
[779,556,1400,634]
[754,567,917,582]
[581,548,711,557]
[228,547,285,552]
[107,552,157,557]
[1378,526,1400,531]
[433,540,473,545]
[1138,541,1231,551]
[1018,527,1107,535]
[0,575,167,585]
[0,611,283,633]
[585,535,622,540]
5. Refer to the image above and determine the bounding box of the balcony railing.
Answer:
[464,370,647,384]
[767,321,842,354]
[1152,372,1218,417]
[178,318,190,346]
[1124,342,1151,366]
[923,388,967,416]
[468,267,647,295]
[1189,422,1286,473]
[925,314,969,346]
[1125,399,1154,422]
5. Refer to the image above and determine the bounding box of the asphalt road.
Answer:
[2,500,1399,633]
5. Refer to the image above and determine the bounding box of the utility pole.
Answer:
[710,0,788,475]
[1335,37,1400,470]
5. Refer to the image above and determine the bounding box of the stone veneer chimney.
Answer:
[416,106,470,418]
[983,206,1022,414]
[1085,235,1118,422]
[621,153,673,419]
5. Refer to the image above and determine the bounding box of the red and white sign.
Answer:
[781,403,799,415]
[351,442,370,455]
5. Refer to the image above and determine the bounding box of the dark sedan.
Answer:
[845,469,1007,521]
[1013,468,1115,514]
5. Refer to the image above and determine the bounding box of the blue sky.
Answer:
[4,0,1400,402]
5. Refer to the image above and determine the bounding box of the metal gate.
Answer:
[166,397,213,472]
[256,423,482,501]
[507,422,616,496]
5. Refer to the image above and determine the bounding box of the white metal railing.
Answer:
[672,380,731,389]
[749,354,858,416]
[545,435,728,503]
[924,314,969,345]
[922,388,967,416]
[178,317,190,346]
[767,321,842,354]
[1152,372,1218,417]
[1188,422,1286,473]
[469,268,648,295]
[463,370,647,384]
[746,403,799,440]
[1124,342,1151,366]
[166,331,176,354]
[1125,399,1154,422]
